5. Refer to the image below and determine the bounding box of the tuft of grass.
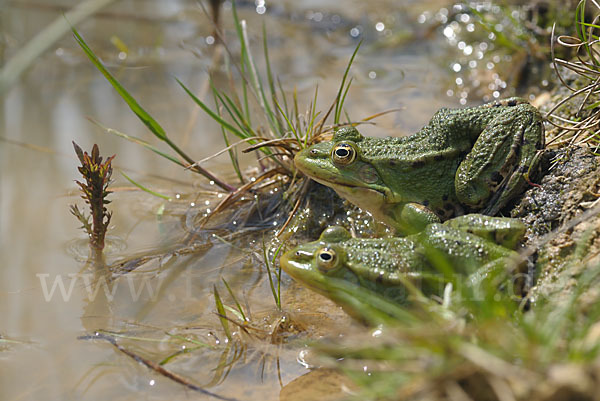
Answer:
[70,142,114,254]
[546,0,600,150]
[72,9,372,236]
[182,29,370,231]
[314,253,600,401]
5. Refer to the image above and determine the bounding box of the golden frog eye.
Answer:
[317,247,338,272]
[331,142,356,166]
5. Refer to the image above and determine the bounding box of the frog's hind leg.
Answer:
[455,102,544,215]
[444,214,526,249]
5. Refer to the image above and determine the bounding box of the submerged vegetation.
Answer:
[64,1,600,400]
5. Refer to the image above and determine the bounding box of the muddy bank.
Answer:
[511,107,600,306]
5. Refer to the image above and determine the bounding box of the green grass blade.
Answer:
[577,21,600,30]
[213,285,232,341]
[339,78,354,124]
[159,345,205,365]
[213,96,245,184]
[0,338,27,345]
[216,90,257,138]
[270,242,285,310]
[74,29,233,191]
[230,4,251,124]
[277,77,290,119]
[177,78,248,140]
[72,28,168,141]
[293,86,301,136]
[223,305,245,322]
[576,0,587,43]
[88,118,185,167]
[262,238,281,310]
[334,40,362,124]
[344,109,352,125]
[213,91,249,137]
[120,171,171,201]
[232,3,279,135]
[305,85,320,146]
[222,278,247,321]
[275,100,300,143]
[575,0,599,67]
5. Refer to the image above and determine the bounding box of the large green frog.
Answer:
[280,215,527,311]
[282,99,542,310]
[294,98,544,235]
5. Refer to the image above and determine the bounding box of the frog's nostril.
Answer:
[310,149,318,155]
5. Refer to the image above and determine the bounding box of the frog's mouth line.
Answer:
[307,175,387,197]
[280,255,334,295]
[294,155,374,190]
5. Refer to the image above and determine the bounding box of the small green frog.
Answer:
[295,98,544,235]
[280,215,526,311]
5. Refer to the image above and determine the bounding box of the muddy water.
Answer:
[1,1,458,400]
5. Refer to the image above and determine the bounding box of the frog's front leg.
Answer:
[385,202,441,235]
[455,101,544,214]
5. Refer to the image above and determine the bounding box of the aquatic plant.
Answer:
[70,142,114,254]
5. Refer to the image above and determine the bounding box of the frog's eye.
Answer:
[332,142,356,166]
[316,247,339,273]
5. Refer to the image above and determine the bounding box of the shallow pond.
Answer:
[0,0,525,400]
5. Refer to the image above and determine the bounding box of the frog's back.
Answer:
[355,133,464,219]
[344,237,426,284]
[357,98,534,167]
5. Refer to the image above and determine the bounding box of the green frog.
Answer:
[282,99,542,310]
[280,215,526,310]
[294,98,544,235]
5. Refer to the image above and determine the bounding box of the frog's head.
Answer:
[280,226,358,297]
[281,226,412,317]
[281,226,352,284]
[294,127,393,219]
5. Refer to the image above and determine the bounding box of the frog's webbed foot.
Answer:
[455,102,544,215]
